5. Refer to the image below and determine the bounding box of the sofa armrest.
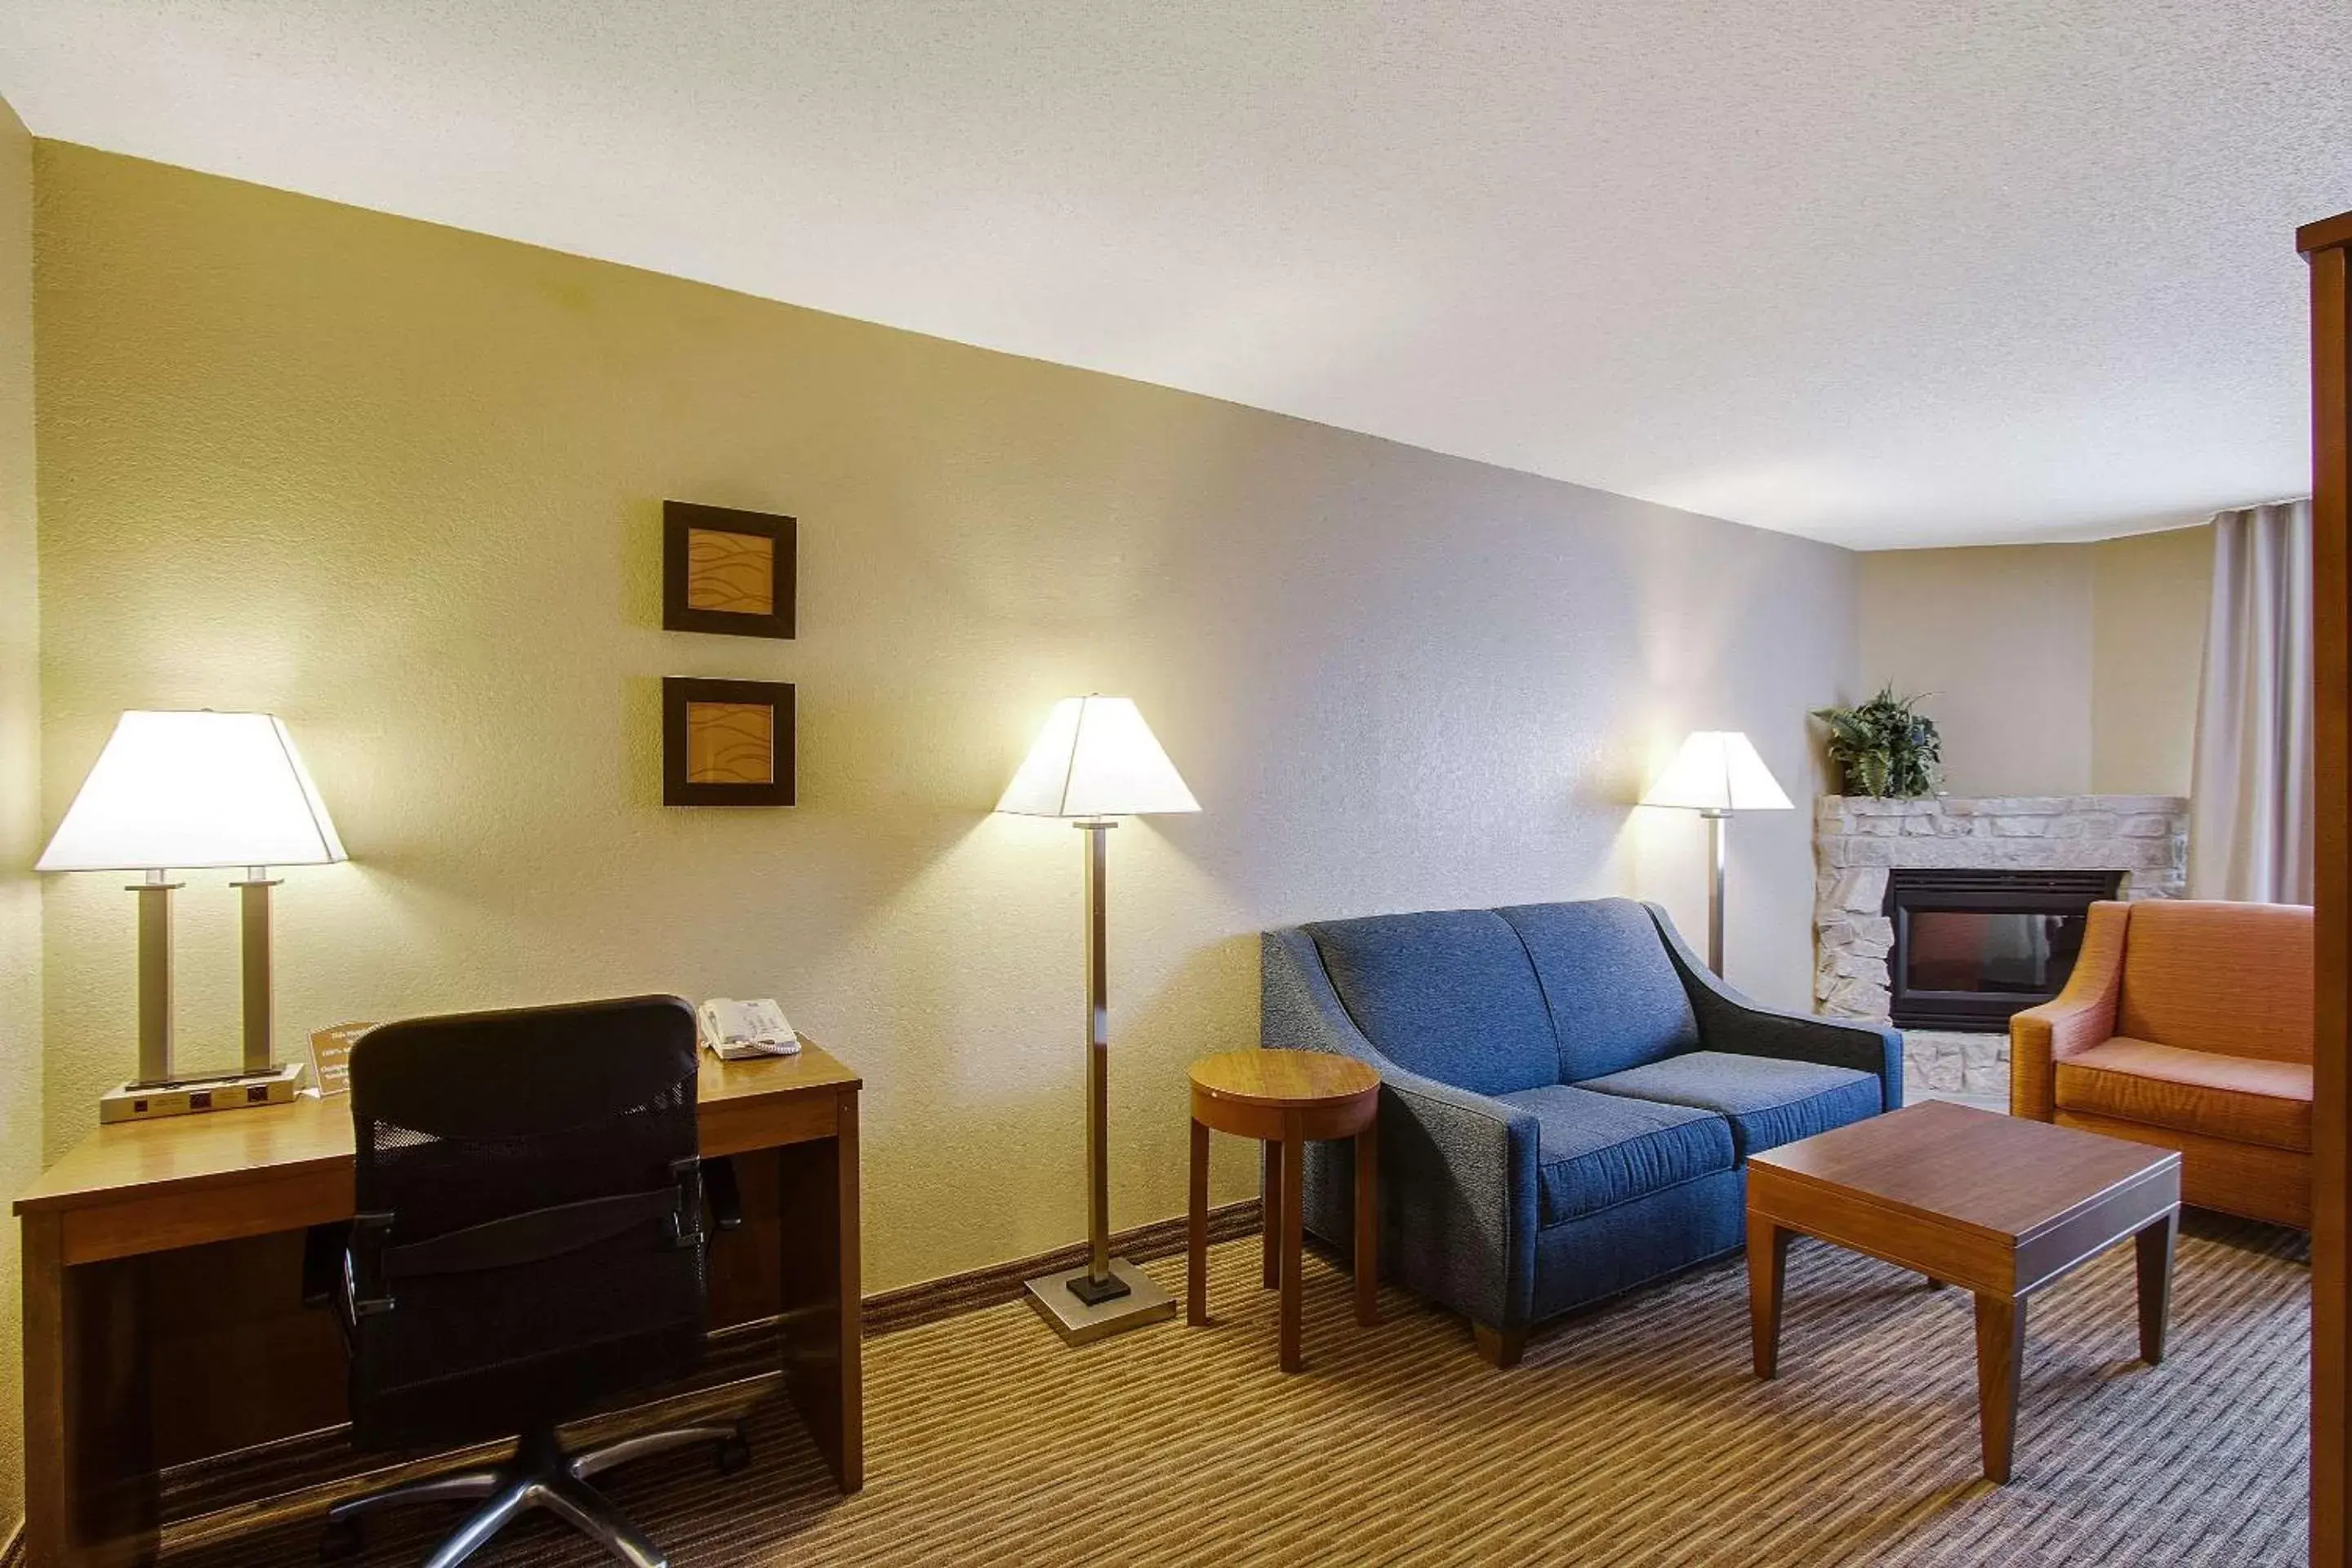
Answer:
[2010,900,2128,1121]
[1644,902,1904,1110]
[1261,929,1541,1330]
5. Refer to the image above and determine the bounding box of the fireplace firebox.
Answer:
[1884,868,2126,1030]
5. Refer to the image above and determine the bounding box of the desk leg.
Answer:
[23,1213,159,1568]
[776,1092,863,1494]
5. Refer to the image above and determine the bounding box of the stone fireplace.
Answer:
[1815,794,2189,1100]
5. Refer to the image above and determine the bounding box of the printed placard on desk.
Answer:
[307,1022,376,1096]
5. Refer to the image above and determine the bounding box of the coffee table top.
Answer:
[1189,1049,1379,1108]
[1748,1099,2180,1244]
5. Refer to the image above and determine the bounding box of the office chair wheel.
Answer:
[318,1517,363,1561]
[717,1423,752,1476]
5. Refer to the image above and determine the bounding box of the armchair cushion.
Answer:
[1306,910,1560,1096]
[2056,1037,2313,1152]
[1499,901,1700,1080]
[2117,900,2314,1064]
[1491,1083,1735,1226]
[1576,1051,1881,1157]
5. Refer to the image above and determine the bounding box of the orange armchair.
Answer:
[2011,899,2313,1228]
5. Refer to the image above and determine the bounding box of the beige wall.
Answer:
[0,93,38,1543]
[32,144,1860,1294]
[1858,528,2211,799]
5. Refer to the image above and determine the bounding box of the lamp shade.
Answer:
[1639,730,1793,813]
[996,696,1200,819]
[37,710,348,872]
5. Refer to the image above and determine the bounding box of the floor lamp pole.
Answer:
[1021,818,1178,1343]
[1080,818,1115,1291]
[1704,808,1729,975]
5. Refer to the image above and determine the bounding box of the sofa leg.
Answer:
[1472,1323,1526,1370]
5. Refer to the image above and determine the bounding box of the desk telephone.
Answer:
[697,998,800,1060]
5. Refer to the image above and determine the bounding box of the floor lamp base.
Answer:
[1023,1258,1177,1346]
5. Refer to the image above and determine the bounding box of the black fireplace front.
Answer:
[1884,868,2126,1030]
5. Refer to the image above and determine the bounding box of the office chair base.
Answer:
[321,1419,746,1568]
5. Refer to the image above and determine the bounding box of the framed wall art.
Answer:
[662,500,796,639]
[662,677,795,806]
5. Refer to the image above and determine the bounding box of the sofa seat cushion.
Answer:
[1575,1051,1882,1157]
[2055,1036,2313,1152]
[1492,1084,1735,1226]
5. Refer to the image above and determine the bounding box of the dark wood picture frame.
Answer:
[663,677,796,806]
[663,500,797,639]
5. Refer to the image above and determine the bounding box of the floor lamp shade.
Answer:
[38,710,347,1108]
[1640,730,1793,976]
[998,696,1196,1345]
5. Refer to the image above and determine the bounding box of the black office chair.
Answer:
[310,996,748,1568]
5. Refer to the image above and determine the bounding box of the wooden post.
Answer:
[2303,207,2352,1568]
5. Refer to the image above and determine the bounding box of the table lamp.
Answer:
[997,694,1200,1345]
[1639,730,1792,975]
[37,710,348,1121]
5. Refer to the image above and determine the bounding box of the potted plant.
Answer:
[1811,685,1941,798]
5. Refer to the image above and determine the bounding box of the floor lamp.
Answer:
[998,695,1200,1344]
[1640,730,1793,974]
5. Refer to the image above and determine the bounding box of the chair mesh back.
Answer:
[346,996,707,1450]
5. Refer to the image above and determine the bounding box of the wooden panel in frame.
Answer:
[663,677,795,806]
[663,501,796,639]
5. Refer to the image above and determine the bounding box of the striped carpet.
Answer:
[177,1213,2309,1566]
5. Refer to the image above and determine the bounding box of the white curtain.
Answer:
[2188,499,2314,902]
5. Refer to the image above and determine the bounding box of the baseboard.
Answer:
[866,1197,1261,1336]
[160,1196,1262,1548]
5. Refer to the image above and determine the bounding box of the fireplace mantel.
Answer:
[1812,794,2188,1023]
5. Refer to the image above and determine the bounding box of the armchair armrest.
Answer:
[2010,900,2128,1121]
[1262,930,1540,1331]
[1644,902,1904,1110]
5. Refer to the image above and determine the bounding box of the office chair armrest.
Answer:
[705,1155,744,1232]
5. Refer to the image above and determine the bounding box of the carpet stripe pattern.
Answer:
[175,1213,2308,1566]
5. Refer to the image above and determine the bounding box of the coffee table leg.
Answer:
[1748,1219,1789,1379]
[2136,1208,2178,1365]
[1188,1119,1211,1326]
[1280,1114,1305,1373]
[1261,1140,1281,1290]
[1974,1293,2026,1483]
[1354,1117,1379,1328]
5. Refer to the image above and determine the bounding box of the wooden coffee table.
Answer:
[1187,1049,1380,1372]
[1746,1099,2181,1482]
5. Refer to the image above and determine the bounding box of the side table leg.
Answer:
[2136,1208,2177,1365]
[1748,1218,1789,1379]
[1974,1292,2027,1483]
[1188,1119,1211,1326]
[1261,1139,1281,1290]
[1353,1116,1379,1328]
[1280,1114,1304,1373]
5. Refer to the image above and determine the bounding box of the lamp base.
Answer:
[1023,1257,1177,1346]
[100,1061,308,1125]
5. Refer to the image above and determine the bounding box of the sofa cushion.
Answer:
[2118,900,2313,1064]
[1492,1083,1735,1226]
[1306,909,1559,1096]
[2055,1036,2313,1152]
[1498,900,1699,1081]
[1576,1050,1882,1157]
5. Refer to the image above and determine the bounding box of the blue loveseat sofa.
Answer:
[1262,898,1901,1365]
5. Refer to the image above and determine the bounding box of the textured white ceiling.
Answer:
[2,2,2347,547]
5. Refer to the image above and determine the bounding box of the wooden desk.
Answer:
[16,1042,863,1568]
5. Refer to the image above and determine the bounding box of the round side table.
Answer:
[1187,1049,1381,1372]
